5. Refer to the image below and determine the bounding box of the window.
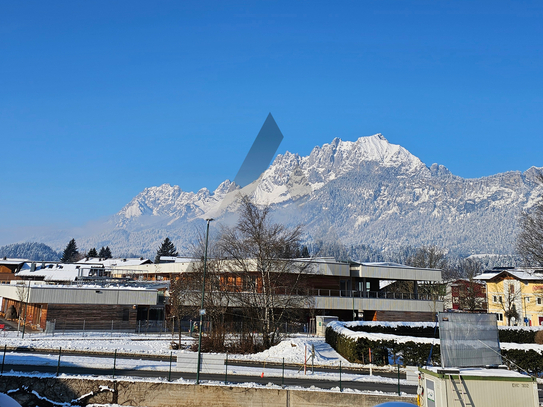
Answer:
[497,313,504,321]
[493,295,498,303]
[538,298,542,305]
[526,297,530,303]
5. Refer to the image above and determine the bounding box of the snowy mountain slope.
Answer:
[116,134,427,222]
[31,134,543,258]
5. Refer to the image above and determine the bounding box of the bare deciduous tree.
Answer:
[498,280,522,326]
[218,196,312,349]
[16,281,30,333]
[404,245,448,317]
[455,258,486,312]
[517,172,543,266]
[407,245,448,270]
[168,272,199,346]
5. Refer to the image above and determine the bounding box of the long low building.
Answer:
[111,257,443,322]
[0,281,164,331]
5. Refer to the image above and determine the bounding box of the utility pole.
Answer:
[196,218,213,385]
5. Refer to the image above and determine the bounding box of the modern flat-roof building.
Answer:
[0,259,165,332]
[111,257,443,322]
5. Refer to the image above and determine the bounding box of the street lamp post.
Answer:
[196,218,213,385]
[523,296,528,326]
[21,279,31,339]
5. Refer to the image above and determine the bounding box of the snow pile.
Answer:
[231,337,349,366]
[344,321,436,329]
[329,322,437,346]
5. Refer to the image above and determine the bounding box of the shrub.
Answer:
[326,325,441,367]
[499,328,536,344]
[346,322,542,344]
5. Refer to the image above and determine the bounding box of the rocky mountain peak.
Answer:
[77,134,543,258]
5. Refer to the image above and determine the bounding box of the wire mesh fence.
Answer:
[0,343,411,395]
[43,319,312,338]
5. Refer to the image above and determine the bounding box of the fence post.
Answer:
[225,353,228,384]
[311,344,315,374]
[169,351,173,382]
[1,344,6,375]
[282,357,285,387]
[304,344,307,375]
[113,349,117,379]
[369,348,373,376]
[397,363,401,396]
[56,347,62,376]
[339,360,342,392]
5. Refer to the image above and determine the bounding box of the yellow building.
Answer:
[476,268,543,326]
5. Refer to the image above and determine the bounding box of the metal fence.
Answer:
[0,343,412,395]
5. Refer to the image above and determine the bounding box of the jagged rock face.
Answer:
[36,134,543,258]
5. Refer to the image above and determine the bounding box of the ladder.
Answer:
[450,374,474,407]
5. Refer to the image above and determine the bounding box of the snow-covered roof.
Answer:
[421,366,527,379]
[0,258,30,265]
[17,262,103,282]
[159,256,200,263]
[361,261,415,268]
[77,257,152,267]
[475,268,543,282]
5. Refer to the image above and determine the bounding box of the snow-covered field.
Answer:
[0,330,398,376]
[0,331,409,407]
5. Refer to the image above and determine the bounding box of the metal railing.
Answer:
[309,289,443,302]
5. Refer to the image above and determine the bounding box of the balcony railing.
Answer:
[171,288,443,302]
[310,289,443,302]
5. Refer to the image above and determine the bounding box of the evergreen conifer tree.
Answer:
[99,246,112,259]
[87,248,98,258]
[61,239,79,263]
[155,237,178,263]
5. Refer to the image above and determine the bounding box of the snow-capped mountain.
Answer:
[117,134,427,222]
[34,134,543,258]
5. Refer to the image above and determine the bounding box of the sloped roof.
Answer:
[77,257,152,267]
[17,262,101,282]
[475,268,543,282]
[0,258,29,265]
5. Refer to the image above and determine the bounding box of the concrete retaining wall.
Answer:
[0,375,416,407]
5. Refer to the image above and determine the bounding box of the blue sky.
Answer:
[1,1,543,241]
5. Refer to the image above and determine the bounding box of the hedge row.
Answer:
[325,326,440,366]
[347,323,538,344]
[502,349,543,376]
[347,324,437,338]
[327,325,543,375]
[498,329,536,344]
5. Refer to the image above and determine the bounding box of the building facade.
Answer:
[112,257,444,322]
[476,267,543,326]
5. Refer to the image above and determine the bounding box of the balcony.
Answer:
[310,289,443,302]
[310,289,444,313]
